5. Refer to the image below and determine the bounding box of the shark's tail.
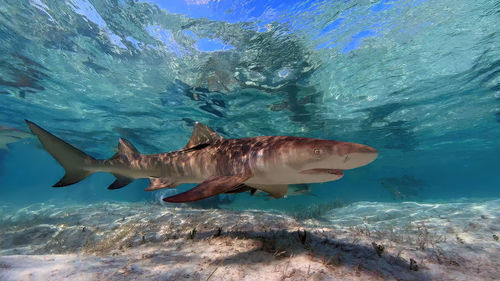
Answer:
[25,120,96,187]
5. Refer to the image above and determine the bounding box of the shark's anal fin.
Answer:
[246,184,289,198]
[108,174,134,190]
[145,177,178,191]
[183,122,224,149]
[164,174,252,203]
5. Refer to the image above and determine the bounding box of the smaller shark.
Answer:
[380,175,424,200]
[287,184,317,197]
[253,184,316,198]
[26,120,378,202]
[0,125,33,150]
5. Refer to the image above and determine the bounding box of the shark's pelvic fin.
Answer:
[183,122,224,149]
[145,177,178,191]
[163,174,252,203]
[108,174,134,190]
[25,120,96,187]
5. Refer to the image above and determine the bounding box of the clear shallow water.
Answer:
[1,2,500,280]
[0,0,499,210]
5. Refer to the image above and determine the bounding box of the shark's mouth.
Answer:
[299,169,343,175]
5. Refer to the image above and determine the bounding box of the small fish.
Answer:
[199,103,224,117]
[287,184,317,197]
[380,175,424,200]
[252,184,316,198]
[83,58,109,73]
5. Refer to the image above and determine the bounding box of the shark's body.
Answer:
[26,120,377,203]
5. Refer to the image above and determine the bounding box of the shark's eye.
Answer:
[313,148,321,155]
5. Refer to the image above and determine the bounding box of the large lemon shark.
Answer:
[25,120,377,203]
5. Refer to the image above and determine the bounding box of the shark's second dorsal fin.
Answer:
[112,138,140,160]
[184,122,224,149]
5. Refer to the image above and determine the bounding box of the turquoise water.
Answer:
[0,0,499,210]
[1,2,500,280]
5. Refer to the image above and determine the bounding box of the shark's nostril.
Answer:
[344,154,350,163]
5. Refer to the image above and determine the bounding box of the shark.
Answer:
[380,175,425,200]
[25,120,378,203]
[0,124,33,150]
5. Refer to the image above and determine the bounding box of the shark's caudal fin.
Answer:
[25,120,96,187]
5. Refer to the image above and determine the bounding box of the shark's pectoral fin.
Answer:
[246,184,289,199]
[163,174,252,203]
[145,177,178,191]
[108,174,134,190]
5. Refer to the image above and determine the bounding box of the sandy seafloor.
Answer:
[0,199,499,281]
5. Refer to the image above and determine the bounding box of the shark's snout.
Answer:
[340,143,378,169]
[357,145,378,154]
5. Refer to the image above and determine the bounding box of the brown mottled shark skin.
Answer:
[25,120,378,203]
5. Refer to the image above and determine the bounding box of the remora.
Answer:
[25,120,378,202]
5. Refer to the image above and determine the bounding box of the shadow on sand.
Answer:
[169,228,432,281]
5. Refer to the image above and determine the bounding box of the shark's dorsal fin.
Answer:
[184,122,224,149]
[112,138,140,160]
